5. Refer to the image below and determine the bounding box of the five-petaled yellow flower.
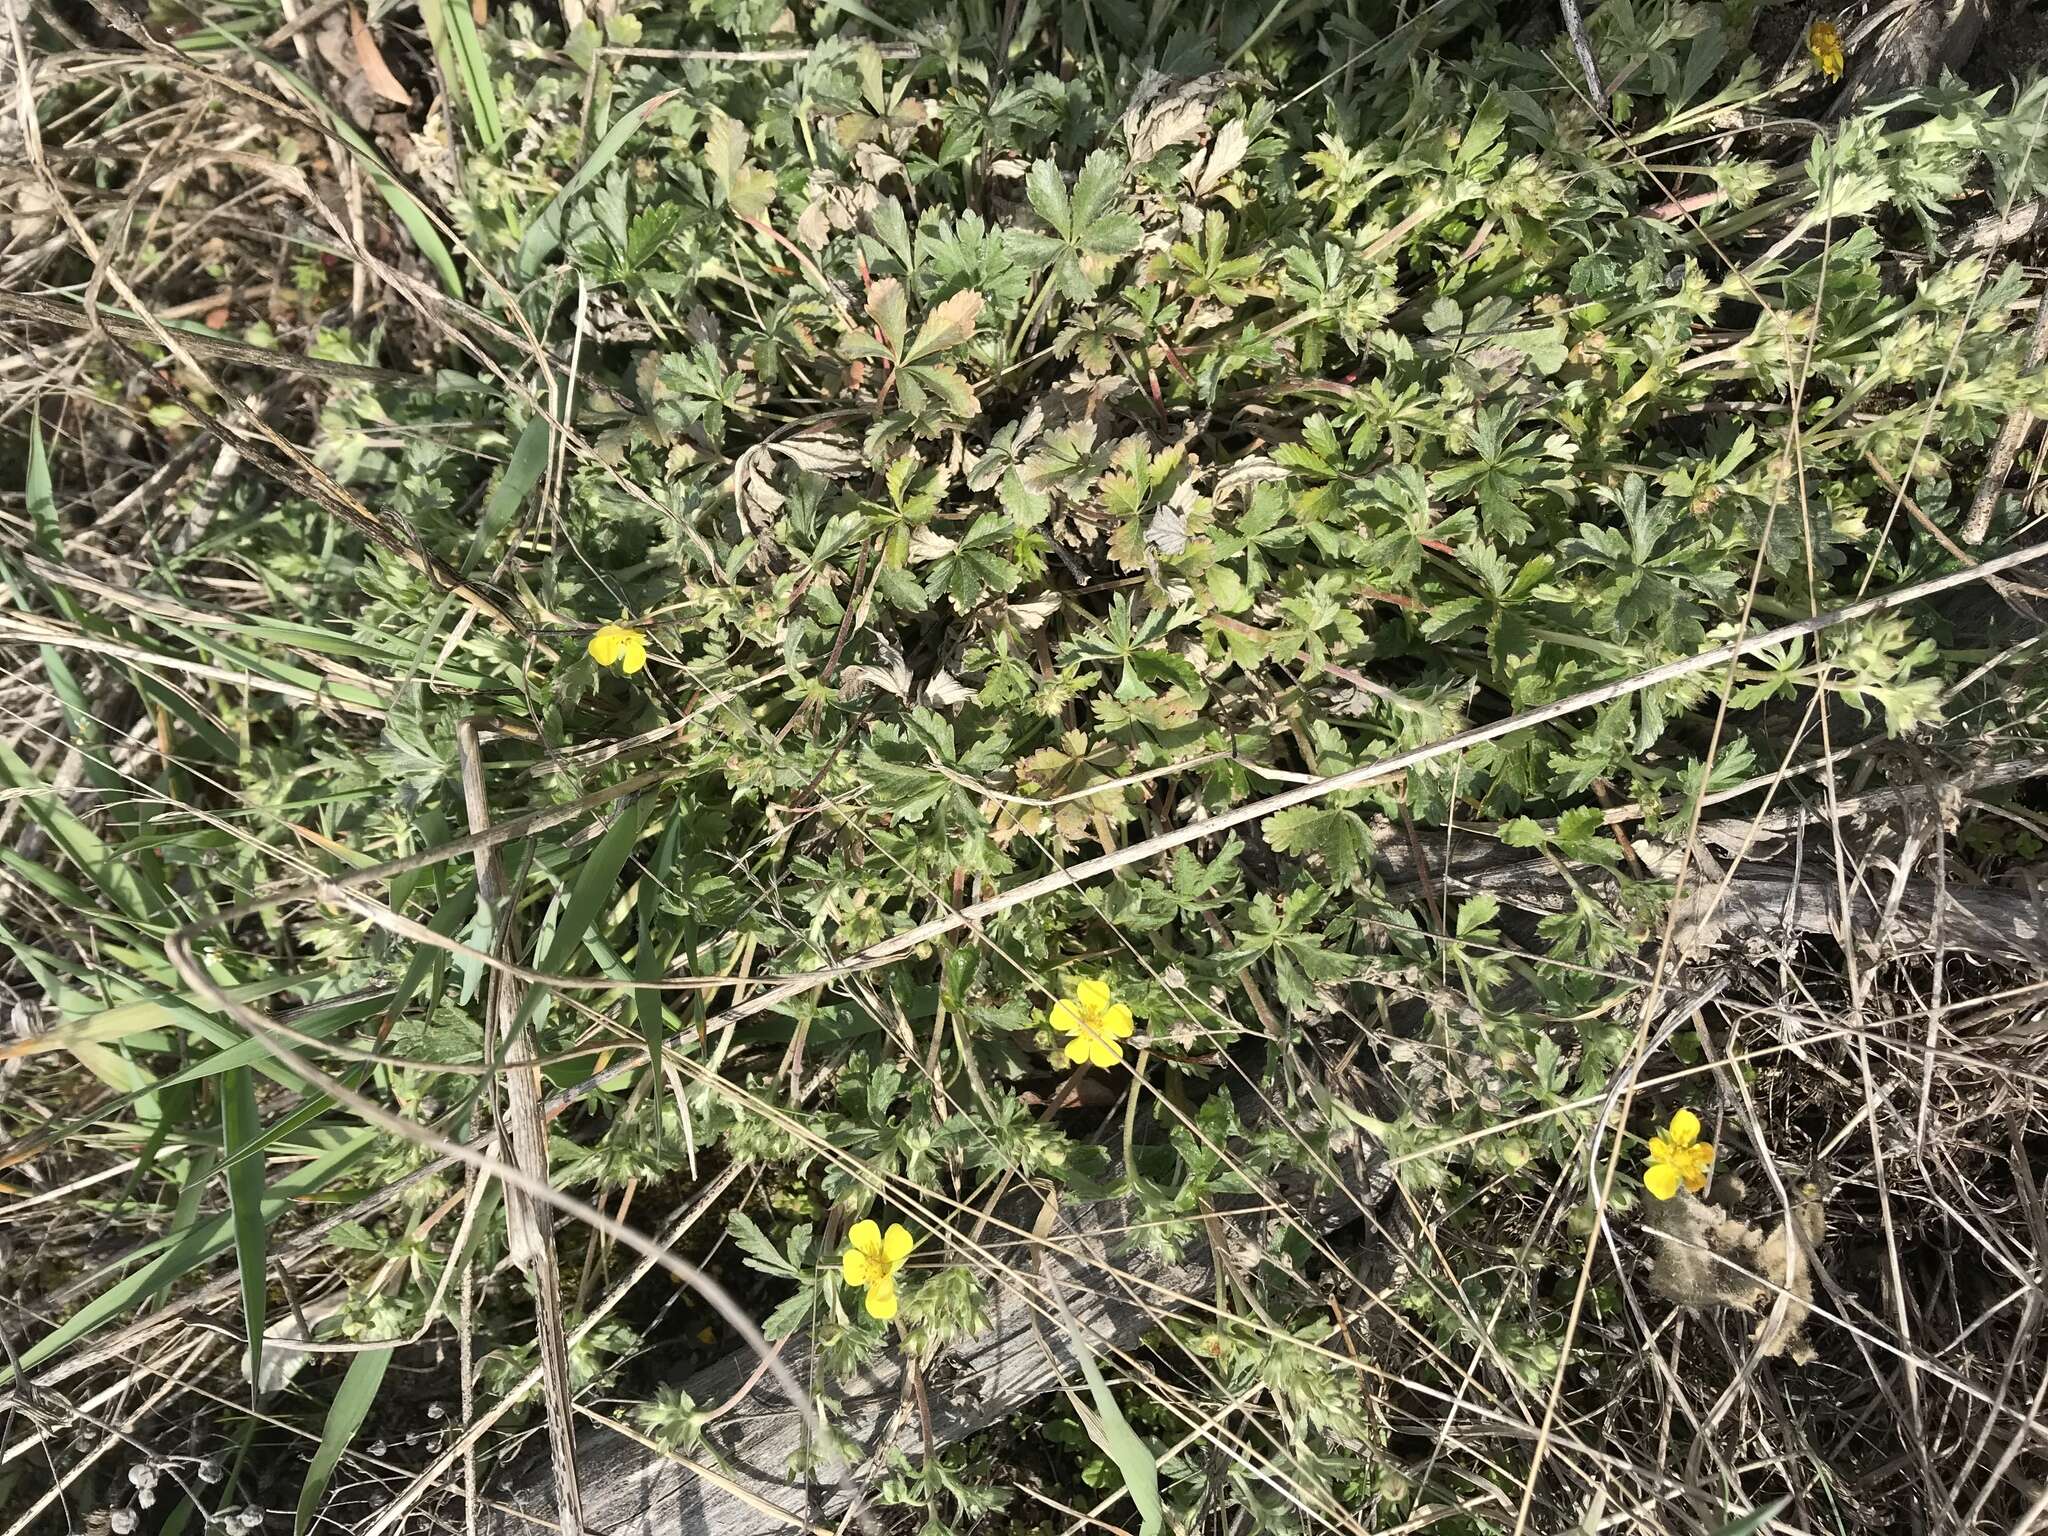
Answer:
[840,1219,914,1320]
[1807,19,1844,83]
[1644,1108,1715,1200]
[1049,977,1135,1069]
[587,622,648,676]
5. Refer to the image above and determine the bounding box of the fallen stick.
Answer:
[1964,286,2048,545]
[486,1159,1376,1536]
[490,811,2043,1534]
[1449,861,2045,967]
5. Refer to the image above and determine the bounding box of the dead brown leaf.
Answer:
[910,288,985,360]
[350,8,412,107]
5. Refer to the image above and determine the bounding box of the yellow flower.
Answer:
[587,622,648,675]
[839,1219,914,1321]
[1644,1108,1715,1200]
[1807,19,1844,83]
[1048,977,1135,1069]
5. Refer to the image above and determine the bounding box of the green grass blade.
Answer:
[13,976,305,1061]
[1069,1326,1163,1536]
[464,415,551,573]
[68,1041,159,1119]
[508,794,655,1042]
[295,1344,395,1535]
[26,414,55,549]
[545,796,655,974]
[637,811,684,1059]
[422,0,504,152]
[313,126,461,297]
[7,1130,373,1384]
[1038,1197,1162,1536]
[517,91,677,279]
[0,739,158,923]
[222,1065,268,1395]
[243,52,462,297]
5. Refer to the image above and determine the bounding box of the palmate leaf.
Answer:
[518,90,676,277]
[727,1211,806,1279]
[923,512,1020,607]
[704,110,776,218]
[1012,150,1142,300]
[1264,805,1371,888]
[906,289,985,362]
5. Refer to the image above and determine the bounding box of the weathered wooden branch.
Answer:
[486,756,2043,1533]
[487,1161,1374,1536]
[1371,753,2048,967]
[1965,288,2048,545]
[1830,0,1989,122]
[1458,860,2045,966]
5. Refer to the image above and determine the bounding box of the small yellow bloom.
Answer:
[1047,976,1135,1069]
[839,1219,914,1321]
[1807,19,1844,83]
[1644,1107,1715,1200]
[587,622,648,676]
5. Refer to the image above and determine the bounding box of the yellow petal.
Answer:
[864,1276,898,1321]
[882,1223,914,1267]
[1086,1035,1121,1069]
[1103,1003,1134,1039]
[1644,1163,1681,1200]
[1074,978,1111,1015]
[1668,1108,1700,1148]
[1694,1141,1714,1166]
[588,626,624,667]
[618,633,647,675]
[848,1219,883,1262]
[1682,1167,1709,1195]
[1049,1000,1083,1037]
[842,1248,872,1286]
[1063,1034,1094,1066]
[1648,1137,1673,1162]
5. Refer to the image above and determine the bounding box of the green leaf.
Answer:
[761,1285,818,1341]
[519,92,677,278]
[727,1211,804,1279]
[905,289,985,363]
[1023,157,1074,235]
[1553,805,1622,868]
[295,1345,395,1535]
[464,416,551,573]
[221,1066,267,1396]
[703,110,776,219]
[1455,892,1501,939]
[867,277,911,357]
[258,59,462,297]
[1063,1302,1161,1536]
[26,413,55,550]
[8,1130,374,1383]
[1264,805,1371,887]
[0,739,158,923]
[1016,150,1140,300]
[421,0,503,150]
